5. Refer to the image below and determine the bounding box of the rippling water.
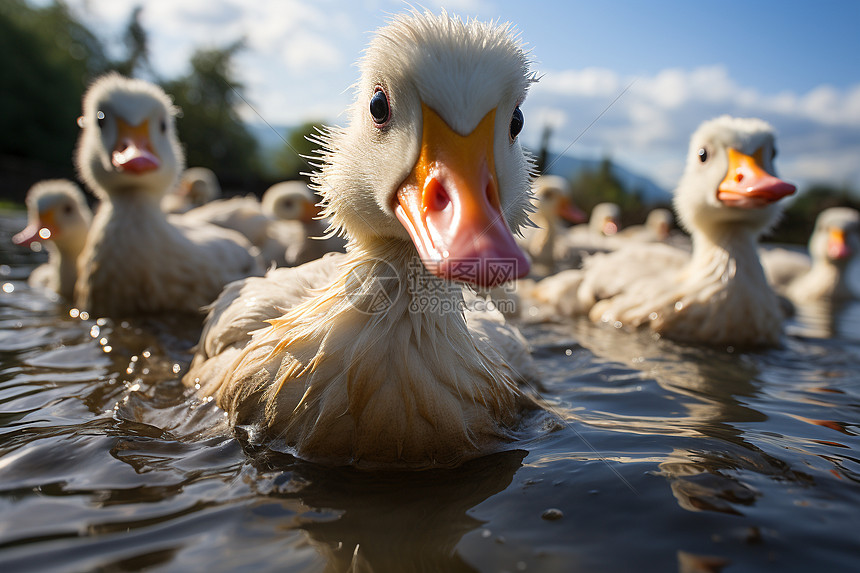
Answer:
[1,210,858,572]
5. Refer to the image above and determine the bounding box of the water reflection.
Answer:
[786,299,860,341]
[552,319,816,517]
[246,449,527,573]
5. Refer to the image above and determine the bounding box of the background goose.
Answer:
[12,179,92,300]
[518,174,585,275]
[536,116,795,346]
[762,207,860,304]
[162,166,222,214]
[74,73,263,318]
[259,180,346,267]
[184,10,539,468]
[558,201,623,267]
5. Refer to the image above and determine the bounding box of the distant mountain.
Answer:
[541,152,672,206]
[248,122,293,154]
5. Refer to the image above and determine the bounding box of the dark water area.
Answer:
[0,209,858,572]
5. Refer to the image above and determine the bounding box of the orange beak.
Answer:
[558,197,587,224]
[111,118,160,174]
[394,103,529,287]
[602,217,618,236]
[13,208,56,246]
[717,147,796,208]
[827,228,850,260]
[301,200,322,224]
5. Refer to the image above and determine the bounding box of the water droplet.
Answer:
[564,349,572,356]
[613,321,622,329]
[648,312,658,321]
[99,337,108,345]
[2,283,13,294]
[674,301,684,311]
[0,265,10,276]
[172,363,181,374]
[128,382,140,392]
[69,308,80,318]
[29,242,42,253]
[131,355,139,362]
[541,508,563,521]
[38,228,51,240]
[142,350,151,358]
[194,383,201,390]
[79,311,90,321]
[90,325,100,338]
[103,345,112,353]
[97,318,108,326]
[481,529,492,538]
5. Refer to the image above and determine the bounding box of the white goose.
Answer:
[13,179,92,300]
[184,10,538,468]
[162,166,222,214]
[541,116,796,346]
[74,73,263,318]
[260,180,346,267]
[518,174,586,275]
[762,207,860,304]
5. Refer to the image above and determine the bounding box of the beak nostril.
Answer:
[425,179,450,212]
[735,172,744,183]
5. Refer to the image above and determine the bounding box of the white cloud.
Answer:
[527,64,860,189]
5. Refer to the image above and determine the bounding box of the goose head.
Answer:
[645,208,674,240]
[674,116,796,239]
[75,73,184,202]
[315,10,536,287]
[809,207,860,266]
[13,179,92,253]
[589,202,621,236]
[179,167,221,206]
[262,181,320,223]
[533,175,586,224]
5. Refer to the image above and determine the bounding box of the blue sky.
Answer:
[57,0,860,191]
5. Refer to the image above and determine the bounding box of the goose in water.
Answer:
[533,116,796,346]
[518,174,586,275]
[13,179,92,300]
[162,166,222,214]
[260,180,346,267]
[762,207,860,304]
[183,10,540,468]
[74,73,262,318]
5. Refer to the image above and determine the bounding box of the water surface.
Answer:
[1,211,858,572]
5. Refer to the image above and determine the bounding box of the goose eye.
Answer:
[160,118,167,133]
[369,88,389,126]
[771,147,778,161]
[96,110,106,129]
[697,148,708,163]
[63,204,73,215]
[510,106,524,140]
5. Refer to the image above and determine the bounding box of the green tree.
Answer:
[114,6,151,78]
[0,0,109,177]
[271,121,327,180]
[568,157,645,224]
[162,41,260,181]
